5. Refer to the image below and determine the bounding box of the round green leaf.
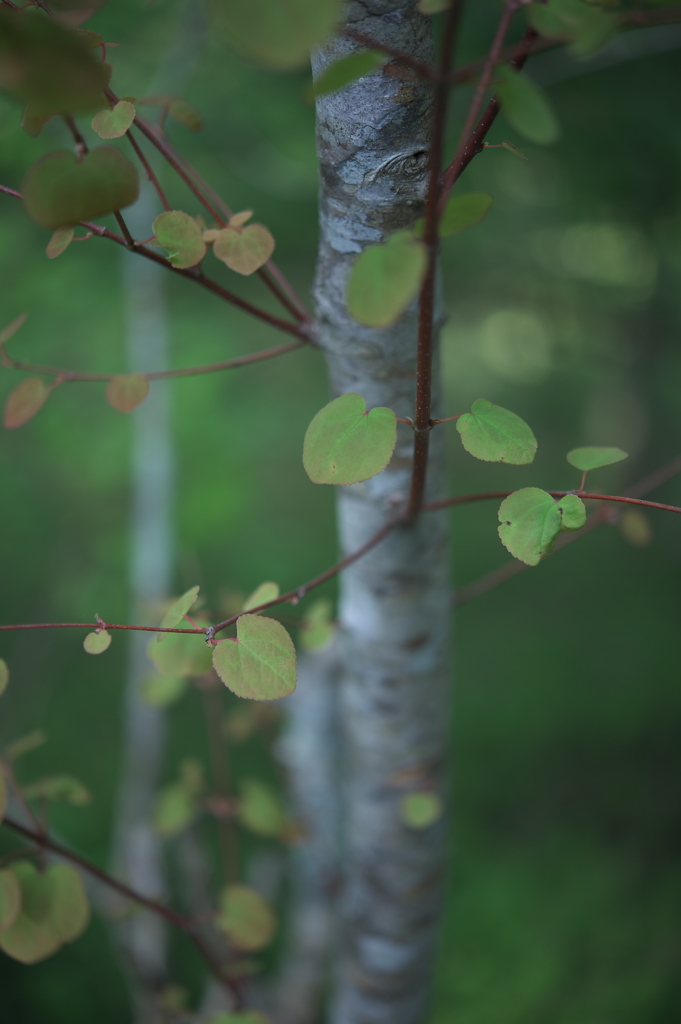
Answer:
[23,775,92,806]
[83,629,111,654]
[312,50,385,98]
[497,69,560,145]
[0,658,8,696]
[303,393,397,485]
[212,224,275,276]
[456,399,537,465]
[4,377,50,430]
[152,211,206,270]
[148,630,213,678]
[557,493,586,532]
[0,870,21,932]
[154,783,197,837]
[243,581,279,613]
[237,779,286,837]
[213,615,296,702]
[347,230,428,328]
[212,0,342,70]
[141,674,188,707]
[46,226,74,259]
[498,488,562,566]
[566,446,628,472]
[400,792,443,829]
[159,585,200,631]
[22,148,139,229]
[216,884,276,952]
[106,374,150,413]
[91,100,135,139]
[46,865,90,944]
[300,598,334,651]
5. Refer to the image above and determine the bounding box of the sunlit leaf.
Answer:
[498,488,562,566]
[414,193,493,239]
[83,629,111,654]
[0,658,8,696]
[106,374,150,413]
[456,399,537,465]
[237,779,286,837]
[23,775,92,806]
[400,791,443,829]
[243,581,279,613]
[619,507,652,548]
[6,730,46,761]
[159,586,200,632]
[0,870,21,931]
[213,224,275,275]
[566,446,628,472]
[140,674,188,707]
[91,99,135,139]
[497,69,560,145]
[0,862,89,964]
[557,493,586,532]
[300,598,334,651]
[528,0,617,57]
[212,0,342,70]
[0,313,27,347]
[213,615,296,702]
[22,148,139,229]
[347,230,428,328]
[152,210,206,269]
[148,630,213,677]
[4,377,50,430]
[303,392,397,485]
[169,98,203,132]
[216,884,276,952]
[312,50,385,98]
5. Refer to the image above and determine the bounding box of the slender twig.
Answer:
[423,490,681,515]
[0,621,205,635]
[0,815,241,1003]
[122,129,172,212]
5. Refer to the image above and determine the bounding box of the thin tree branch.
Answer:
[422,490,681,515]
[122,129,172,212]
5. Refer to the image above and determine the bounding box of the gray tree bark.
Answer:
[313,4,451,1023]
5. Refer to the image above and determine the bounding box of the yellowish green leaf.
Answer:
[148,630,213,678]
[216,884,276,952]
[0,658,8,696]
[566,446,628,472]
[0,313,28,347]
[46,226,74,259]
[347,230,427,328]
[83,629,111,655]
[91,100,135,139]
[106,374,150,413]
[303,392,397,485]
[237,779,287,837]
[243,581,279,613]
[22,148,139,229]
[152,210,206,269]
[4,377,50,430]
[159,585,200,632]
[497,69,560,145]
[300,598,334,651]
[213,615,296,701]
[400,791,443,829]
[213,224,275,275]
[23,775,92,806]
[141,674,188,707]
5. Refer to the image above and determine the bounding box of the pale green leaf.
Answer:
[106,374,150,413]
[619,508,653,548]
[0,658,8,696]
[140,674,188,707]
[91,100,135,139]
[312,50,385,98]
[213,615,296,701]
[6,730,46,761]
[243,581,279,613]
[497,69,560,145]
[400,792,443,829]
[216,884,276,951]
[347,230,428,328]
[557,493,586,532]
[0,314,28,347]
[153,211,206,270]
[0,870,21,931]
[237,779,286,837]
[46,226,74,259]
[46,865,90,944]
[528,0,617,57]
[567,446,628,472]
[498,488,562,565]
[500,139,528,160]
[154,783,197,837]
[4,377,50,430]
[23,775,92,806]
[300,598,334,651]
[212,224,274,275]
[22,148,139,229]
[414,193,493,239]
[213,0,342,70]
[0,862,89,964]
[303,392,397,485]
[168,98,203,132]
[159,585,200,631]
[83,630,111,655]
[456,399,537,465]
[148,630,213,677]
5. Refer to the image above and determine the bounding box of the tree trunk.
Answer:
[313,4,450,1022]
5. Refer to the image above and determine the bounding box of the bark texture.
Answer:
[313,4,451,1022]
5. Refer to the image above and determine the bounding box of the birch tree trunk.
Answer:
[313,4,451,1022]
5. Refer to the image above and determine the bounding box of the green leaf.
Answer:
[500,139,528,160]
[154,783,197,837]
[312,50,385,98]
[6,730,46,761]
[243,581,279,613]
[168,98,203,132]
[414,193,493,239]
[497,69,560,145]
[223,706,258,742]
[23,775,92,806]
[4,377,50,430]
[456,399,537,465]
[44,864,90,944]
[0,862,89,964]
[212,224,275,275]
[91,100,135,139]
[23,148,139,230]
[0,658,8,696]
[237,779,287,837]
[106,374,150,413]
[400,792,443,829]
[498,488,562,566]
[206,1014,269,1024]
[347,230,428,328]
[141,674,188,707]
[0,313,27,347]
[148,630,213,678]
[528,0,617,57]
[213,615,296,702]
[83,629,111,655]
[0,870,21,932]
[152,211,206,270]
[159,585,200,632]
[300,598,334,651]
[566,446,628,472]
[216,884,276,952]
[212,0,342,70]
[303,393,397,485]
[46,226,74,259]
[557,493,586,532]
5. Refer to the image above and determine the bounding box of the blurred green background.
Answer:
[1,1,680,1021]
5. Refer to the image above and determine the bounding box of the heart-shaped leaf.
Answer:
[0,862,89,964]
[237,779,286,837]
[557,493,586,532]
[4,377,50,430]
[0,658,8,696]
[46,226,74,259]
[91,100,135,139]
[243,581,279,613]
[497,69,560,145]
[400,792,443,829]
[148,630,213,677]
[83,629,111,654]
[213,615,296,701]
[106,374,150,413]
[457,399,537,465]
[312,50,385,98]
[0,870,21,932]
[213,0,342,70]
[23,148,139,229]
[303,392,397,485]
[159,586,200,632]
[23,775,92,806]
[216,884,276,951]
[152,210,206,269]
[498,488,562,566]
[347,230,428,328]
[213,224,275,275]
[566,446,628,472]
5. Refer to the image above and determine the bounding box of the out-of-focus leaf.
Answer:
[153,783,197,837]
[46,226,75,259]
[497,68,560,145]
[83,629,111,654]
[311,50,385,98]
[213,615,296,701]
[213,224,274,275]
[22,148,139,229]
[243,582,279,613]
[0,313,27,347]
[212,0,342,70]
[0,870,21,931]
[528,0,617,57]
[0,769,6,823]
[216,884,276,951]
[152,210,206,269]
[91,99,135,139]
[500,139,528,160]
[4,377,50,430]
[400,791,443,829]
[414,193,493,239]
[148,630,213,678]
[619,508,653,548]
[237,779,287,837]
[23,775,92,806]
[303,392,397,485]
[0,862,89,964]
[168,98,203,132]
[299,598,334,651]
[0,659,8,696]
[566,446,628,472]
[106,374,149,413]
[417,0,451,12]
[6,730,46,761]
[140,674,188,707]
[347,230,428,328]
